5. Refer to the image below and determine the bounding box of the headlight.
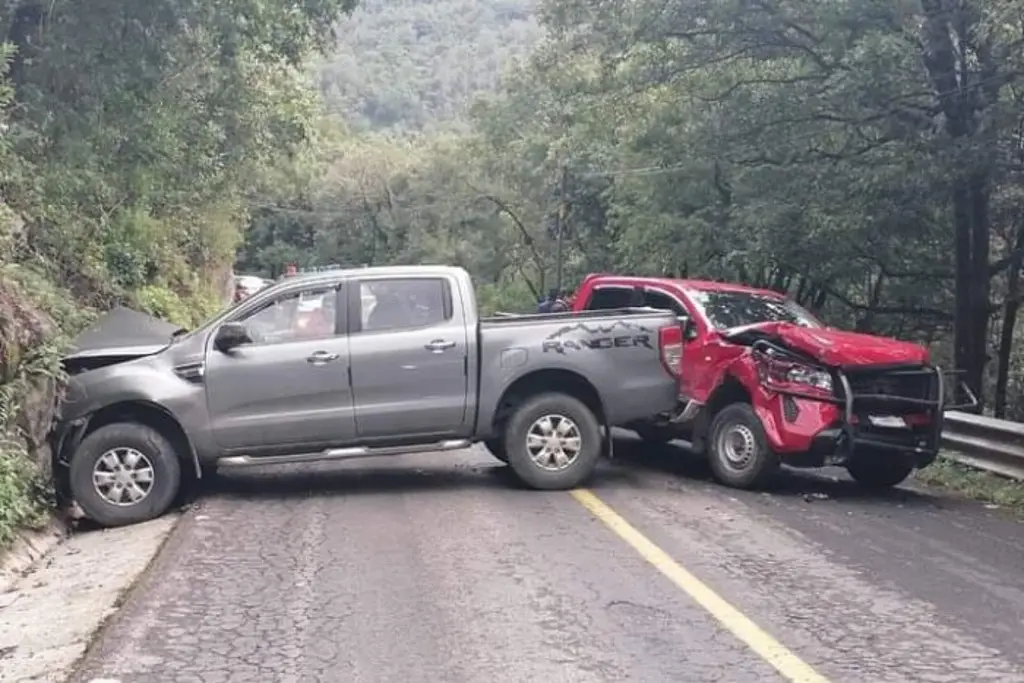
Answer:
[786,366,833,392]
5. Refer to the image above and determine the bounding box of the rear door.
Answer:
[346,274,469,439]
[204,282,356,452]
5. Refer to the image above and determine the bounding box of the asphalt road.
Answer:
[70,436,1024,683]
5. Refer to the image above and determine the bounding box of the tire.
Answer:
[483,437,508,463]
[846,448,914,490]
[633,423,676,445]
[69,422,183,528]
[502,392,602,490]
[706,403,779,489]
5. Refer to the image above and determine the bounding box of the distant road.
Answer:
[70,437,1024,683]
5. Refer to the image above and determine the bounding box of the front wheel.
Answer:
[706,403,779,489]
[68,422,183,528]
[503,392,602,490]
[846,448,914,489]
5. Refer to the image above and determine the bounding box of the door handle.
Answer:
[424,339,456,353]
[307,351,340,364]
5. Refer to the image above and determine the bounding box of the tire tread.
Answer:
[502,392,601,490]
[69,422,182,527]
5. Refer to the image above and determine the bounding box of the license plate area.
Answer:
[867,415,908,429]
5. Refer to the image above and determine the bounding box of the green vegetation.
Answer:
[0,0,358,548]
[915,458,1024,513]
[316,0,541,133]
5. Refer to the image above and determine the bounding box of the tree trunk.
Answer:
[966,172,992,407]
[920,0,994,408]
[994,219,1024,417]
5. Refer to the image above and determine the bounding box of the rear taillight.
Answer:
[658,324,683,377]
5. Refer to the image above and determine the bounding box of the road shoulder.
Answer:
[0,514,180,683]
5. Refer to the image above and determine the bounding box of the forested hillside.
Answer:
[317,0,540,131]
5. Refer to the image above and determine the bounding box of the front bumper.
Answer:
[751,340,979,466]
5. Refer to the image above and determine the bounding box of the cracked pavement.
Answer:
[68,436,1024,683]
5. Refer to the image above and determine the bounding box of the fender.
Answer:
[58,373,207,479]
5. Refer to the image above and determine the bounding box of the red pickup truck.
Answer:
[571,274,976,490]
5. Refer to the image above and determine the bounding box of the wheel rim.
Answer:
[526,414,582,471]
[716,423,757,471]
[92,447,156,507]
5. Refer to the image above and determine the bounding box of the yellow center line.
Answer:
[570,488,831,683]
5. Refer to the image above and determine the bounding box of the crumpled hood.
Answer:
[65,306,185,361]
[724,321,930,367]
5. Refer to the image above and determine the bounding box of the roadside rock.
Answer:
[0,276,59,479]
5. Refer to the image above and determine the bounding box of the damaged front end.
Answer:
[49,306,188,502]
[746,335,978,468]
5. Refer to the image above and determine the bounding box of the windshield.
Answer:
[686,289,823,331]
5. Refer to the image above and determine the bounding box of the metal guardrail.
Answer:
[941,411,1024,480]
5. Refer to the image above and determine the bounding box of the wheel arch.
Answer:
[490,368,606,435]
[692,373,753,450]
[62,400,200,480]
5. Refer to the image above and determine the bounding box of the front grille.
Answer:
[844,366,939,414]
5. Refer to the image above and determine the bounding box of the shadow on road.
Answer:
[148,433,947,512]
[201,461,510,500]
[608,434,943,510]
[189,454,640,503]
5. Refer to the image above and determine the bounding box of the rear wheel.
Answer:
[69,422,182,528]
[706,403,779,489]
[483,437,508,463]
[503,392,601,490]
[846,448,914,489]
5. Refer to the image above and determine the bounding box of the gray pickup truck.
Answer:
[52,265,682,527]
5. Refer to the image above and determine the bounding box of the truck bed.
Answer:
[474,307,680,434]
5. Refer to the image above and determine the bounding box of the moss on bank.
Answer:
[0,444,53,548]
[914,456,1024,513]
[0,264,91,548]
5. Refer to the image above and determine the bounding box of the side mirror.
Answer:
[678,315,699,341]
[214,321,252,352]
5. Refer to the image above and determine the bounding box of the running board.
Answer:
[217,439,473,468]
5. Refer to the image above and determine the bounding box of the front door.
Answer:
[347,275,469,439]
[204,283,356,452]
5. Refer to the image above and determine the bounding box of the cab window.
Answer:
[642,290,687,317]
[239,286,338,344]
[355,278,451,333]
[585,286,636,310]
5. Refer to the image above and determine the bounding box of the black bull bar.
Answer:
[750,339,980,459]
